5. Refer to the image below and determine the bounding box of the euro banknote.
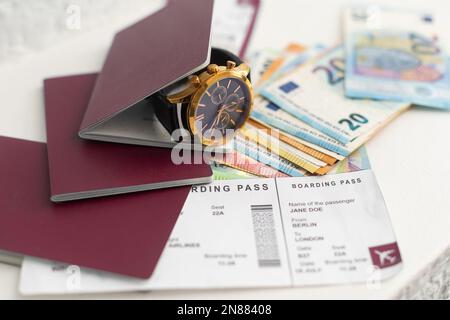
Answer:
[252,96,353,156]
[249,44,344,162]
[327,146,371,174]
[232,135,307,177]
[260,46,410,144]
[211,162,258,180]
[240,123,330,174]
[343,6,450,110]
[257,43,326,91]
[247,118,340,165]
[256,43,307,87]
[214,143,371,179]
[215,142,371,179]
[252,95,407,157]
[211,149,289,178]
[250,45,345,162]
[247,48,281,86]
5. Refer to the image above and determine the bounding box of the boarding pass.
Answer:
[20,170,402,295]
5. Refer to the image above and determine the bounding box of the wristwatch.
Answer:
[153,48,253,146]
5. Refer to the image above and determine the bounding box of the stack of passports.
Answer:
[0,0,218,279]
[0,73,212,278]
[0,136,200,278]
[0,73,212,277]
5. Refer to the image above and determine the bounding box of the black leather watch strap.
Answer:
[153,48,250,134]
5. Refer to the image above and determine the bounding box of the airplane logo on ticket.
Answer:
[369,242,402,269]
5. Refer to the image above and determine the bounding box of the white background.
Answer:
[0,0,449,299]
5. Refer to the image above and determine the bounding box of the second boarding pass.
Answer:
[20,170,402,295]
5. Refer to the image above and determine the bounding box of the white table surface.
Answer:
[0,0,449,299]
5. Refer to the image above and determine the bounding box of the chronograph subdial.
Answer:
[216,112,232,130]
[211,84,227,105]
[223,93,241,112]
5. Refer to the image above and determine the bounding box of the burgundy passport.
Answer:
[79,0,215,147]
[44,73,211,202]
[0,136,190,278]
[77,0,260,148]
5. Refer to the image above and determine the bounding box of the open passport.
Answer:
[44,74,212,202]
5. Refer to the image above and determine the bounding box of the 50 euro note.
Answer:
[343,6,450,110]
[256,43,327,91]
[247,48,281,86]
[249,43,326,90]
[260,46,410,144]
[256,43,307,88]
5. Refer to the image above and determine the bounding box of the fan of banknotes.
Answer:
[212,6,449,180]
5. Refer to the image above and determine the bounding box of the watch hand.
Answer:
[223,102,239,112]
[211,105,230,131]
[219,111,232,129]
[210,107,225,130]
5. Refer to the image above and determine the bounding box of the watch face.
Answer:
[193,77,252,142]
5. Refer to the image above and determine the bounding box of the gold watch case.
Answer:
[166,61,254,146]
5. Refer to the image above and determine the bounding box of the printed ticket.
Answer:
[20,170,402,295]
[211,0,257,57]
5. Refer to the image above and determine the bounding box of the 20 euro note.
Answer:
[260,46,410,144]
[343,6,450,110]
[252,96,355,157]
[250,46,345,162]
[252,96,407,157]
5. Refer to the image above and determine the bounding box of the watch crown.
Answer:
[207,64,220,74]
[226,61,237,70]
[190,75,201,85]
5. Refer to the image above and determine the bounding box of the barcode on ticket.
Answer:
[250,204,281,267]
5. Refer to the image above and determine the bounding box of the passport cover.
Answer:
[79,0,214,137]
[0,136,190,279]
[44,73,212,202]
